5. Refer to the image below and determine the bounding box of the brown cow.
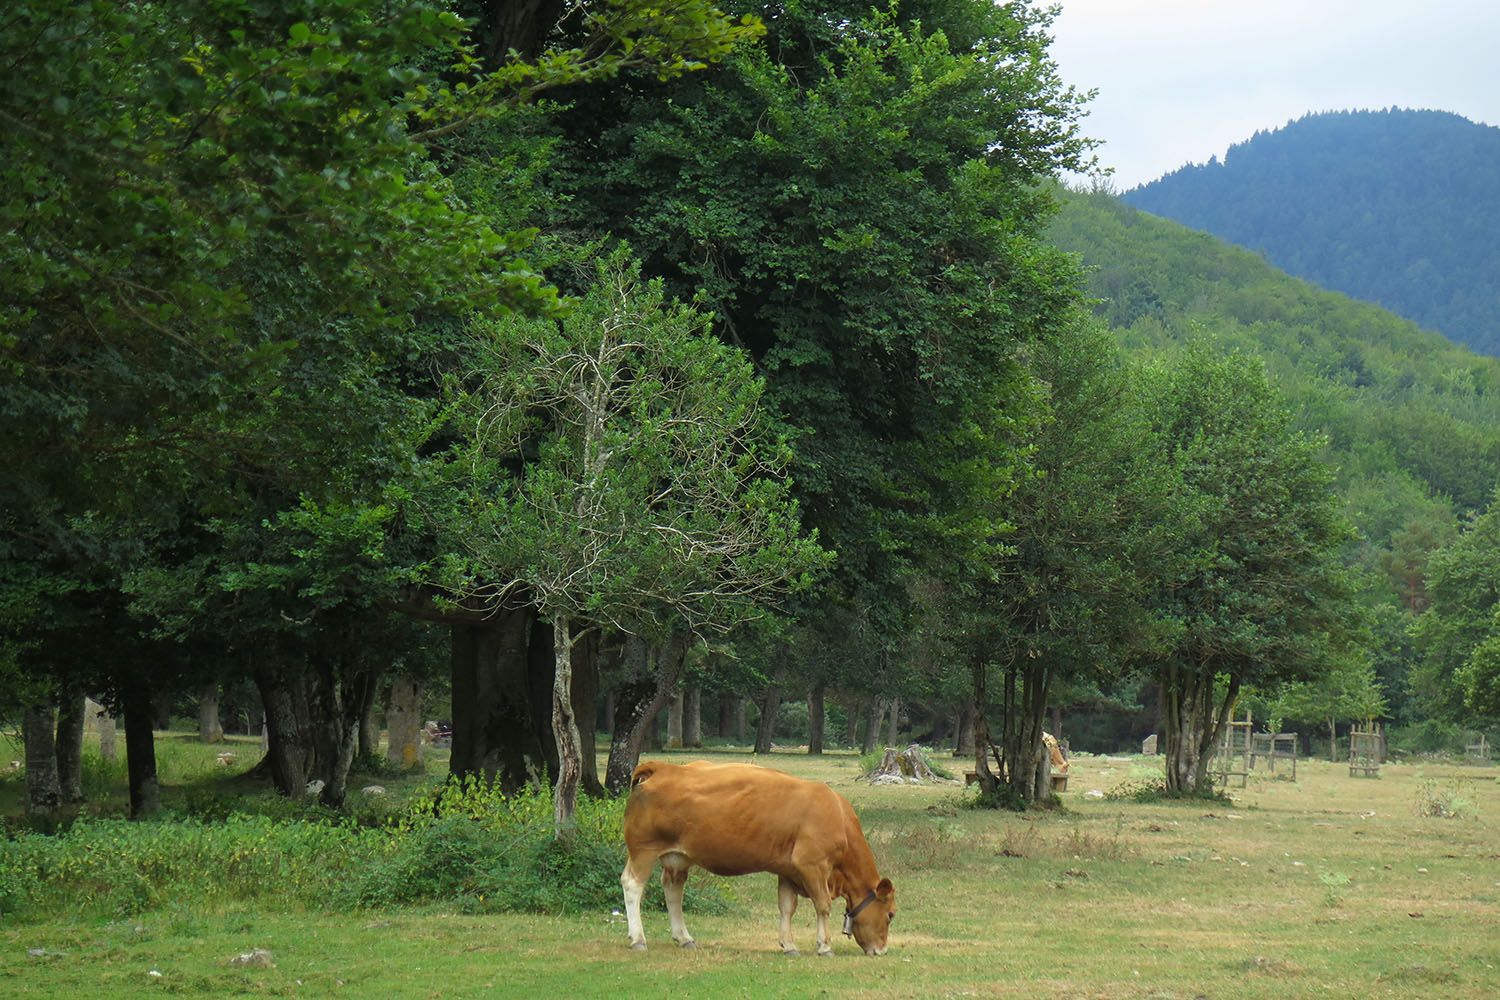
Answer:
[621,760,895,956]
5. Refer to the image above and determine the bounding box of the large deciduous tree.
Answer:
[544,0,1097,700]
[1142,346,1355,794]
[968,315,1173,805]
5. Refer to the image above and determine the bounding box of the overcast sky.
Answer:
[1048,1,1500,189]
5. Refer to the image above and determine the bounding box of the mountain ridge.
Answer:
[1122,108,1500,357]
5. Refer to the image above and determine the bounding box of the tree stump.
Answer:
[866,744,947,784]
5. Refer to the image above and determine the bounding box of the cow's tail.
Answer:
[630,762,658,789]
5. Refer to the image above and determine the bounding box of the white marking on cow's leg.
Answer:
[813,901,833,957]
[621,856,653,950]
[661,852,695,948]
[777,876,800,955]
[794,860,835,957]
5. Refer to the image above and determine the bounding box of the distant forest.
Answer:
[1124,108,1500,357]
[1049,188,1500,728]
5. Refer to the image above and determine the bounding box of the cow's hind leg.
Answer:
[777,876,801,956]
[661,852,695,948]
[621,851,655,951]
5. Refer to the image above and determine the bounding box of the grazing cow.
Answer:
[621,760,895,957]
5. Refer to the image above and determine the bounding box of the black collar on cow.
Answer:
[842,889,878,937]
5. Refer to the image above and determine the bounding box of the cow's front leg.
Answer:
[621,855,653,950]
[812,896,833,957]
[662,854,696,948]
[777,876,801,955]
[793,861,836,957]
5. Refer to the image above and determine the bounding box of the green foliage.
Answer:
[1126,109,1500,357]
[454,250,828,638]
[1144,345,1356,681]
[546,0,1097,688]
[1049,189,1500,737]
[1050,188,1500,518]
[0,778,729,921]
[1388,719,1472,756]
[1411,492,1500,723]
[1412,779,1480,820]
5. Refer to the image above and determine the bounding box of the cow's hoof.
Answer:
[817,949,833,958]
[781,948,800,957]
[678,940,697,950]
[630,942,647,952]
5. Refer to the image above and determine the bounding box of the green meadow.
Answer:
[2,737,1498,999]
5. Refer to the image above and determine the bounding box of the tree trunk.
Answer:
[570,628,605,798]
[927,704,949,749]
[807,682,826,755]
[718,692,735,739]
[604,632,691,794]
[754,679,783,754]
[357,690,378,761]
[122,680,161,818]
[255,662,314,798]
[95,701,117,762]
[684,687,702,748]
[885,695,902,748]
[972,654,997,798]
[385,676,424,770]
[954,701,975,757]
[861,699,885,754]
[734,696,748,742]
[198,680,224,743]
[843,699,860,748]
[1327,718,1338,763]
[1160,663,1241,795]
[449,608,550,791]
[666,689,684,748]
[550,615,585,836]
[55,692,86,804]
[22,704,61,818]
[646,706,663,750]
[1033,745,1053,802]
[999,659,1051,804]
[151,691,172,731]
[306,627,378,809]
[475,0,567,68]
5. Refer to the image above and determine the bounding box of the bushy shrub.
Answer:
[352,778,729,915]
[1413,779,1479,819]
[1389,720,1468,756]
[0,778,730,921]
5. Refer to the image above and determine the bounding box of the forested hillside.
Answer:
[1123,109,1500,356]
[1050,189,1500,724]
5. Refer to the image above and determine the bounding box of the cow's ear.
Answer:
[876,878,894,901]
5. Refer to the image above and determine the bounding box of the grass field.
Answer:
[2,737,1498,998]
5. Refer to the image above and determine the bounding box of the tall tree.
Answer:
[968,315,1172,804]
[1411,490,1500,723]
[546,0,1096,691]
[1141,346,1356,794]
[456,253,826,832]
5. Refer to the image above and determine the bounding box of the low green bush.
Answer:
[1389,720,1477,757]
[0,777,730,921]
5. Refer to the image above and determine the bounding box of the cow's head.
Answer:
[845,878,895,956]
